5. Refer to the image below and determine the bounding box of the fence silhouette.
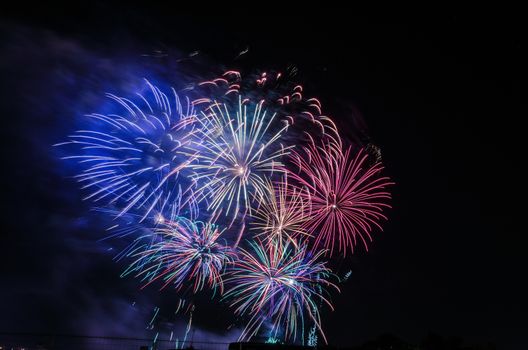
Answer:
[0,332,230,350]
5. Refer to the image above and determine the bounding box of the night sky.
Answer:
[1,6,526,350]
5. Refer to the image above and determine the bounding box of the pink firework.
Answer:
[287,140,393,256]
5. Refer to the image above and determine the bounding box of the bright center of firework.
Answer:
[155,214,165,224]
[331,204,337,209]
[285,278,295,286]
[236,166,246,176]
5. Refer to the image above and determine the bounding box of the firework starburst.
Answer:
[224,240,338,343]
[288,141,393,255]
[125,218,234,294]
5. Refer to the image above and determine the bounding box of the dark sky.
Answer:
[1,5,526,350]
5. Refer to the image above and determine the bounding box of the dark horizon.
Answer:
[1,6,525,350]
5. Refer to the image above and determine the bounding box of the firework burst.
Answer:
[185,97,292,233]
[198,70,343,149]
[224,240,338,343]
[124,218,234,294]
[251,176,312,248]
[288,140,393,256]
[55,80,199,222]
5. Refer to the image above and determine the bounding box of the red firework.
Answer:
[287,140,393,256]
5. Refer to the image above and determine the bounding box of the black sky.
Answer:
[1,5,526,349]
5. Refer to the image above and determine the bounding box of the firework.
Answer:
[56,68,394,345]
[55,80,199,222]
[223,240,338,343]
[288,141,393,256]
[185,97,292,233]
[198,70,343,149]
[251,176,312,248]
[124,218,234,294]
